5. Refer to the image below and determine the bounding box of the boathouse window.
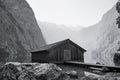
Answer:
[64,49,71,61]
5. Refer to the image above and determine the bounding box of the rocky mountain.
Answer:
[73,6,120,65]
[89,6,120,65]
[0,0,46,64]
[72,6,120,65]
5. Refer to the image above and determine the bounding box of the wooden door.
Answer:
[64,50,71,61]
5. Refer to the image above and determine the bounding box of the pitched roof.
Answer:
[32,39,86,53]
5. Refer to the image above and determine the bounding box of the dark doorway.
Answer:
[64,49,71,61]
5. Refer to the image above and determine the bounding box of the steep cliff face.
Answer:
[90,6,120,65]
[114,0,120,66]
[0,0,46,51]
[0,5,29,63]
[0,0,46,64]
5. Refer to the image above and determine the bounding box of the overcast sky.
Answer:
[26,0,118,27]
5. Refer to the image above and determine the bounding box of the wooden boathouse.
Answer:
[31,39,86,63]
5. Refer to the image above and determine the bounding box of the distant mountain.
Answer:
[0,0,46,64]
[37,21,84,44]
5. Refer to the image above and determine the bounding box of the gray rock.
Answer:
[0,63,19,80]
[66,71,78,79]
[29,63,62,80]
[0,0,46,64]
[81,75,98,80]
[0,62,64,80]
[99,73,120,80]
[0,0,46,51]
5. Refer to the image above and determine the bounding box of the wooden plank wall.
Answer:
[48,40,84,62]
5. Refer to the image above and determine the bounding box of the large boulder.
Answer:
[0,62,65,80]
[66,70,78,79]
[0,64,19,80]
[29,63,62,80]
